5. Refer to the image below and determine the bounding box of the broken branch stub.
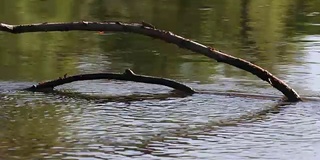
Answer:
[0,21,301,102]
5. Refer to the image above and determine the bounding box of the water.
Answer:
[0,0,320,159]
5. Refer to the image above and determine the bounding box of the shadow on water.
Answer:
[48,90,190,103]
[0,87,283,157]
[0,79,320,159]
[120,102,293,156]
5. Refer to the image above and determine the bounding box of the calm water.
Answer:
[1,0,320,159]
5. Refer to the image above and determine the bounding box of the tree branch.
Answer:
[0,21,301,101]
[23,69,196,94]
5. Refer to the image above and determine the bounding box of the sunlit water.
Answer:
[1,0,320,159]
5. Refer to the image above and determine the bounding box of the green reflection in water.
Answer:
[0,0,98,81]
[0,0,319,82]
[0,96,68,159]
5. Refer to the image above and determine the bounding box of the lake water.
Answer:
[0,0,320,159]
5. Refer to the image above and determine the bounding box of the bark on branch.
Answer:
[23,69,195,94]
[0,21,301,101]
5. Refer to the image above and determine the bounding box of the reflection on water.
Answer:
[0,0,320,159]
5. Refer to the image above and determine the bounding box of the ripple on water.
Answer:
[39,92,277,159]
[136,102,320,160]
[1,80,320,160]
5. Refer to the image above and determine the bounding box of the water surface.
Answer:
[0,0,320,159]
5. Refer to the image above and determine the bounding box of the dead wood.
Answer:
[23,69,195,94]
[0,21,301,101]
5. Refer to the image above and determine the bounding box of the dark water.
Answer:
[1,0,320,159]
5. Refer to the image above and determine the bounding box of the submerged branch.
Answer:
[23,69,196,94]
[48,90,189,103]
[0,21,301,101]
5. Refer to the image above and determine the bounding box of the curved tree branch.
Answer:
[23,69,195,94]
[0,21,301,101]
